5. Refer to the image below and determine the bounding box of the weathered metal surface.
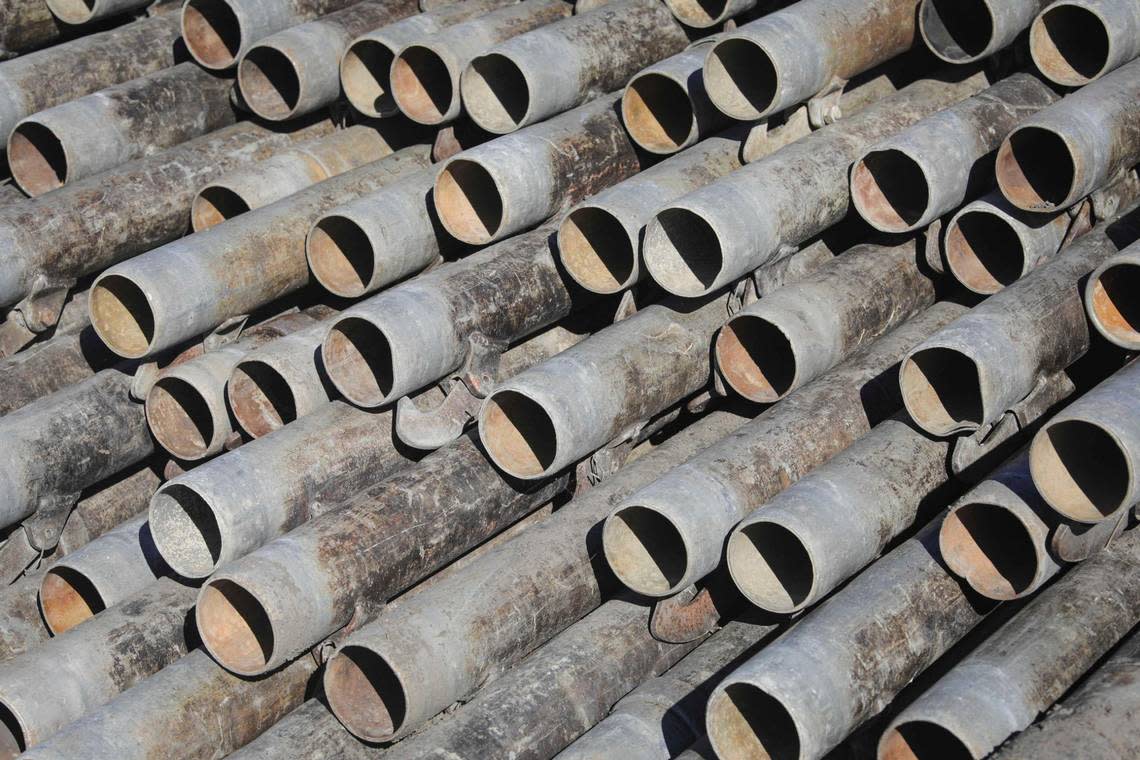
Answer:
[0,572,50,664]
[460,0,689,133]
[918,0,1050,64]
[0,327,122,416]
[55,464,163,556]
[227,699,368,760]
[663,0,756,28]
[0,0,60,59]
[1085,239,1140,349]
[1030,0,1140,86]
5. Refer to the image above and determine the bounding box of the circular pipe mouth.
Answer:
[996,126,1077,212]
[391,45,455,125]
[434,158,504,245]
[460,53,531,134]
[7,121,68,196]
[703,37,778,120]
[182,0,244,70]
[879,720,974,760]
[322,316,394,408]
[715,315,796,403]
[899,348,984,437]
[324,645,408,742]
[1031,4,1111,86]
[341,39,399,118]
[1088,262,1140,349]
[851,150,931,233]
[147,376,216,461]
[44,0,96,25]
[307,214,376,297]
[0,703,26,760]
[622,72,695,154]
[192,185,252,231]
[1030,419,1131,523]
[149,483,224,578]
[197,579,275,675]
[602,506,689,596]
[239,45,302,121]
[918,0,996,64]
[663,0,729,28]
[940,502,1041,599]
[644,207,724,297]
[479,389,557,479]
[39,566,106,635]
[89,274,155,359]
[944,209,1026,294]
[228,360,298,438]
[727,521,814,613]
[707,683,801,760]
[557,206,636,294]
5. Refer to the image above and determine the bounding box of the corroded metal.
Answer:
[0,0,60,59]
[0,572,50,664]
[1085,239,1140,349]
[0,327,121,416]
[621,38,723,155]
[44,0,150,24]
[663,0,757,28]
[918,0,1050,64]
[1030,0,1140,86]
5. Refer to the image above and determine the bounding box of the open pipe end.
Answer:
[192,185,252,231]
[918,0,996,64]
[341,39,399,118]
[557,206,636,294]
[1088,262,1140,349]
[322,317,394,408]
[434,158,504,245]
[1031,3,1111,87]
[324,646,407,742]
[307,214,376,297]
[851,150,931,233]
[996,126,1077,212]
[707,683,801,760]
[239,45,302,121]
[899,348,984,437]
[182,0,244,70]
[0,703,26,760]
[89,274,156,359]
[149,483,224,578]
[197,579,275,675]
[7,120,68,197]
[146,376,216,461]
[43,0,96,25]
[940,502,1042,599]
[460,53,530,134]
[704,37,778,121]
[715,314,796,403]
[39,567,106,635]
[479,389,557,479]
[663,0,729,28]
[727,521,814,613]
[879,720,974,760]
[1030,420,1131,523]
[944,209,1026,295]
[644,207,724,297]
[602,506,689,597]
[622,72,696,154]
[391,45,455,126]
[228,360,298,438]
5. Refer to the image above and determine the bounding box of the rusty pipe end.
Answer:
[460,52,532,135]
[850,149,932,234]
[321,316,396,409]
[1086,259,1140,350]
[643,207,725,298]
[43,0,98,25]
[602,505,690,597]
[939,501,1046,600]
[150,483,224,579]
[341,38,402,119]
[0,702,27,759]
[663,0,732,29]
[899,347,984,437]
[146,376,221,461]
[1030,3,1112,87]
[478,388,558,480]
[726,520,814,614]
[391,44,459,126]
[706,682,802,760]
[996,126,1079,213]
[192,184,252,231]
[197,578,276,676]
[715,313,798,403]
[704,36,779,122]
[434,157,504,245]
[39,567,107,635]
[7,119,68,197]
[182,0,244,71]
[307,214,376,298]
[1030,419,1132,524]
[227,360,299,438]
[557,205,638,294]
[944,208,1027,295]
[622,70,697,155]
[239,43,303,121]
[878,720,973,760]
[918,0,997,64]
[324,645,408,743]
[89,274,156,360]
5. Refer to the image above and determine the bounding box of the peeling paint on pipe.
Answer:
[1030,0,1140,87]
[1085,241,1140,349]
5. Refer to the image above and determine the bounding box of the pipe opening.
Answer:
[323,317,394,407]
[481,389,557,478]
[707,683,800,760]
[0,703,25,760]
[325,646,407,741]
[149,484,223,578]
[90,274,155,358]
[198,579,274,673]
[8,121,67,196]
[40,566,106,635]
[944,210,1025,294]
[240,46,301,120]
[704,38,778,119]
[435,158,503,244]
[44,0,95,25]
[997,127,1075,211]
[182,0,243,69]
[918,0,994,62]
[192,185,251,231]
[1089,262,1140,348]
[728,521,813,613]
[648,208,723,296]
[900,348,984,436]
[1032,4,1110,86]
[1031,420,1130,522]
[664,0,728,28]
[391,46,453,125]
[603,506,688,596]
[622,73,694,154]
[461,54,530,133]
[715,314,795,403]
[851,150,930,232]
[147,377,215,460]
[940,502,1039,598]
[229,360,298,438]
[341,40,398,117]
[879,720,973,760]
[308,215,375,297]
[558,206,634,293]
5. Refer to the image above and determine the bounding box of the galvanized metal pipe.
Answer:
[0,327,122,416]
[0,0,60,59]
[460,0,689,134]
[662,0,756,28]
[1030,0,1140,87]
[1085,240,1140,349]
[55,464,163,556]
[918,0,1050,64]
[227,700,366,760]
[996,58,1140,213]
[89,145,431,360]
[0,572,50,664]
[43,0,149,26]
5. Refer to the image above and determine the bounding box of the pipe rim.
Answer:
[89,273,156,359]
[192,184,253,231]
[0,701,27,759]
[1086,260,1140,350]
[943,206,1028,295]
[726,519,816,613]
[434,157,505,245]
[662,0,730,28]
[899,347,985,437]
[324,644,409,742]
[1030,2,1112,87]
[460,52,533,134]
[307,213,376,298]
[917,0,997,64]
[878,719,974,760]
[643,205,725,298]
[43,0,97,25]
[706,682,802,760]
[239,43,303,121]
[39,566,107,635]
[391,44,458,126]
[939,500,1044,600]
[322,315,397,408]
[7,119,69,197]
[228,359,300,438]
[341,38,401,118]
[996,125,1079,212]
[703,36,780,121]
[182,0,245,71]
[557,204,637,294]
[478,387,559,479]
[602,504,691,597]
[622,71,697,155]
[197,578,276,675]
[146,375,220,461]
[850,148,931,233]
[149,482,226,578]
[715,313,798,403]
[1030,418,1133,524]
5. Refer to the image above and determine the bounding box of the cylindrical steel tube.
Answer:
[55,464,163,556]
[1085,240,1140,349]
[662,0,756,28]
[45,0,151,24]
[0,0,59,59]
[0,327,122,417]
[1030,0,1140,87]
[918,0,1050,64]
[460,0,688,133]
[227,700,366,760]
[0,572,49,664]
